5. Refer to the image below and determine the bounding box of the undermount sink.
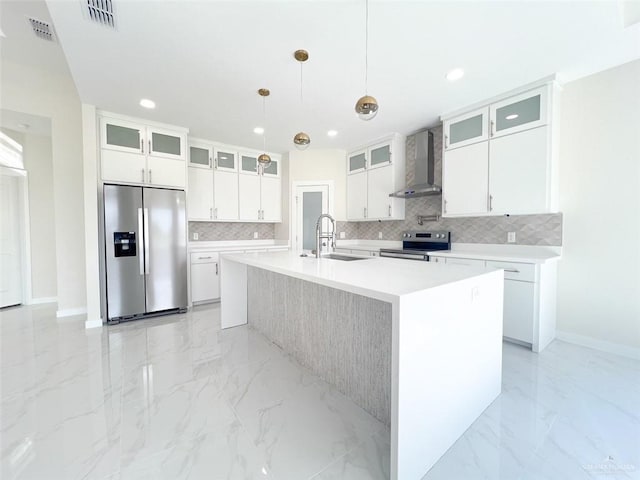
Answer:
[322,253,370,262]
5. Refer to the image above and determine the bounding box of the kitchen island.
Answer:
[220,251,504,479]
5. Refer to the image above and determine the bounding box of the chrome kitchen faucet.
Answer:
[314,214,336,258]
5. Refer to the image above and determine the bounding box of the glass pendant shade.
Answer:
[293,132,311,150]
[355,95,379,121]
[257,153,271,167]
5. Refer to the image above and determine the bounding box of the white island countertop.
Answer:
[427,243,562,264]
[221,250,493,303]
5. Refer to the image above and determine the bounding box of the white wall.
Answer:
[1,60,87,315]
[557,59,640,352]
[275,152,290,241]
[288,149,348,220]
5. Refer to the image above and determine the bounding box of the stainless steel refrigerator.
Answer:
[103,184,187,323]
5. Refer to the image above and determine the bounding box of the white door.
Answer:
[191,262,220,302]
[444,107,489,150]
[100,117,145,154]
[367,164,394,219]
[489,126,549,214]
[101,149,147,184]
[260,176,281,222]
[294,184,329,253]
[490,86,548,138]
[503,280,535,343]
[147,127,185,160]
[347,171,367,220]
[187,167,214,220]
[238,174,261,221]
[442,142,489,216]
[146,156,186,188]
[213,170,238,220]
[0,174,22,307]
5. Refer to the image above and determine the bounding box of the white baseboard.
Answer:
[56,306,87,318]
[85,318,103,329]
[29,296,57,305]
[556,330,640,360]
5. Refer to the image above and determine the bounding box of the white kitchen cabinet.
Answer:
[187,167,214,220]
[428,254,558,352]
[260,176,281,222]
[503,280,535,343]
[215,148,238,172]
[347,171,368,220]
[190,252,219,303]
[347,134,405,221]
[240,153,259,175]
[490,86,548,138]
[488,126,550,214]
[100,115,187,188]
[444,107,489,150]
[442,142,489,216]
[238,174,261,221]
[440,81,558,217]
[213,170,239,220]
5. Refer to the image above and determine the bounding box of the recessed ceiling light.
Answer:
[505,114,519,120]
[446,68,465,82]
[327,130,338,137]
[139,98,155,109]
[253,127,264,135]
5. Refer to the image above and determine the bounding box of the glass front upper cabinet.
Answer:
[149,128,184,160]
[215,149,237,172]
[444,107,489,150]
[262,157,279,176]
[188,144,211,168]
[490,85,548,138]
[369,142,392,169]
[348,150,367,174]
[101,118,144,154]
[240,154,258,174]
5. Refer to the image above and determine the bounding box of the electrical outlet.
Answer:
[340,231,346,239]
[253,231,259,239]
[378,232,383,239]
[507,232,516,243]
[193,232,199,240]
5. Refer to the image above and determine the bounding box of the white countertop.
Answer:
[427,243,561,264]
[189,240,289,252]
[221,250,497,302]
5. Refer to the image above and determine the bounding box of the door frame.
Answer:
[291,180,334,252]
[0,165,33,306]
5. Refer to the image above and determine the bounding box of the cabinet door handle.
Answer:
[364,207,367,218]
[504,268,520,273]
[149,169,153,184]
[444,199,447,214]
[141,168,145,183]
[209,157,213,168]
[140,138,144,153]
[214,208,218,219]
[198,256,212,260]
[444,134,449,149]
[489,194,493,211]
[209,207,213,219]
[216,263,219,275]
[214,157,218,169]
[388,205,391,217]
[490,120,495,137]
[148,139,152,153]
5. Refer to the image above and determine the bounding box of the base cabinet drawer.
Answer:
[503,280,535,343]
[445,257,486,267]
[190,262,220,303]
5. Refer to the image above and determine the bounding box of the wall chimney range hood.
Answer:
[390,129,441,198]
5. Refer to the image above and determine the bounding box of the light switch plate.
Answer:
[193,232,199,240]
[253,231,259,239]
[378,232,383,239]
[507,232,516,243]
[340,232,346,239]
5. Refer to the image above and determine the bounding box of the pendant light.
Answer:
[257,88,272,168]
[355,0,379,121]
[293,49,311,150]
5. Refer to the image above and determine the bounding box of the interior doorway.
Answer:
[292,182,333,253]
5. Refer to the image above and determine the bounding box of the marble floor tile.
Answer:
[1,303,639,480]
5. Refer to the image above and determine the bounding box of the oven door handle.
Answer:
[380,251,428,261]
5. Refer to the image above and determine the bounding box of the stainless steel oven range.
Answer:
[379,231,451,261]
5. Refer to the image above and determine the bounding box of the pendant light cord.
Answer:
[262,96,267,152]
[365,0,369,95]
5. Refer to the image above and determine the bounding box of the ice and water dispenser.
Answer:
[113,232,137,257]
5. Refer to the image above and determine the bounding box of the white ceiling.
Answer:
[4,1,640,153]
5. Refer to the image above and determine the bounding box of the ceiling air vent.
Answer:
[86,0,115,28]
[27,17,55,42]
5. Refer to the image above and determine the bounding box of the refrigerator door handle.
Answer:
[137,208,145,275]
[143,208,150,274]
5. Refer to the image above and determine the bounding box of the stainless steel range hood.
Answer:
[390,129,442,198]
